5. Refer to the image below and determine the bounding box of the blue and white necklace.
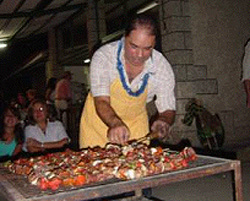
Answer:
[117,39,150,97]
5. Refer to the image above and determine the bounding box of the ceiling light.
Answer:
[137,1,158,14]
[84,59,90,63]
[0,43,7,49]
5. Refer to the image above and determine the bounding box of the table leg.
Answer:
[232,161,243,201]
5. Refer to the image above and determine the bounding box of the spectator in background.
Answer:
[16,92,28,124]
[10,97,18,108]
[17,92,27,109]
[0,105,23,160]
[242,39,250,108]
[45,77,57,105]
[55,71,72,129]
[23,99,70,153]
[26,89,37,107]
[45,77,58,120]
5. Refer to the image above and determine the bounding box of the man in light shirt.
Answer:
[79,14,176,148]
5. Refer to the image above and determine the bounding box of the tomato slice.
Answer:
[48,178,62,190]
[63,178,75,186]
[181,159,188,167]
[164,157,170,163]
[156,147,163,154]
[136,161,142,168]
[74,175,86,186]
[169,161,176,170]
[39,178,49,190]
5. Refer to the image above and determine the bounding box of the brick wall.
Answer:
[158,0,250,148]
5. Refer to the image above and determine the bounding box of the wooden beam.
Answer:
[0,3,86,19]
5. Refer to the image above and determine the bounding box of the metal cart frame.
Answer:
[0,155,243,201]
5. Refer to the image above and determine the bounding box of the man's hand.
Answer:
[94,96,131,145]
[107,124,130,145]
[151,119,171,139]
[150,110,175,139]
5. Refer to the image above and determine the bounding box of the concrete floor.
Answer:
[151,161,249,201]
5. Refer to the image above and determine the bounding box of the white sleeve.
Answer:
[90,46,111,97]
[154,56,176,112]
[24,126,38,141]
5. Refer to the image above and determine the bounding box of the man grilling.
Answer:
[79,14,176,148]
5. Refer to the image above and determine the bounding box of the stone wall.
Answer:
[159,0,250,148]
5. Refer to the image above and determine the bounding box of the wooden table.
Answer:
[0,155,243,201]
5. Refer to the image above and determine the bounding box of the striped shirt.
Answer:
[90,38,176,112]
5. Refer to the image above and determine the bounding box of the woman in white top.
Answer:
[23,99,70,153]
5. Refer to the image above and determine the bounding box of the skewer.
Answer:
[131,131,160,147]
[163,148,180,154]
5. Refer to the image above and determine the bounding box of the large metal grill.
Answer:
[0,155,243,201]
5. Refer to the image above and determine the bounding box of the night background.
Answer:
[0,34,48,99]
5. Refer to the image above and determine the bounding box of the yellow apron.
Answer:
[79,78,149,148]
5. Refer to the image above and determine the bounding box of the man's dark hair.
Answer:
[125,14,158,37]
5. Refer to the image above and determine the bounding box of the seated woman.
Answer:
[23,99,70,153]
[0,105,23,161]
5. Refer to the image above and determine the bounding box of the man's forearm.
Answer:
[94,96,124,128]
